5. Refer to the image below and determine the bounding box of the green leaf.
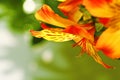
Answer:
[95,23,104,32]
[44,0,67,18]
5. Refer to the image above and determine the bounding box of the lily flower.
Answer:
[83,0,120,59]
[30,4,112,68]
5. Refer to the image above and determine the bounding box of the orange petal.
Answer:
[96,26,120,59]
[58,0,82,14]
[83,0,114,18]
[35,4,76,28]
[58,0,83,22]
[63,25,94,42]
[87,27,95,37]
[111,0,120,5]
[68,7,83,22]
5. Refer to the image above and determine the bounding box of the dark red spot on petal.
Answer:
[41,23,50,29]
[63,26,81,35]
[106,0,112,3]
[98,46,113,57]
[98,18,110,26]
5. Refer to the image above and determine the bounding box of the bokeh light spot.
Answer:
[41,50,53,63]
[23,0,36,14]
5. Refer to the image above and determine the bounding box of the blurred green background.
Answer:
[0,0,120,80]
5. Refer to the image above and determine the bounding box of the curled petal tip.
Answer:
[30,30,35,36]
[102,63,114,69]
[30,30,42,38]
[30,30,34,34]
[30,30,33,32]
